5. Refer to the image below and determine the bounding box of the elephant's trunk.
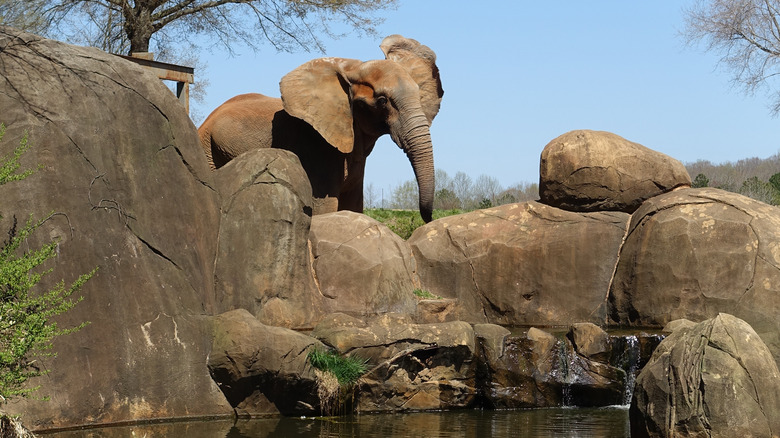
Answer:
[396,109,435,223]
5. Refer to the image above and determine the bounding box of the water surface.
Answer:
[43,407,630,437]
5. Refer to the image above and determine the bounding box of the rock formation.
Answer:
[208,309,326,417]
[477,324,660,409]
[0,26,231,428]
[631,314,780,437]
[539,130,691,213]
[311,313,478,412]
[609,187,780,365]
[213,148,323,327]
[408,202,629,325]
[309,211,417,317]
[3,25,780,433]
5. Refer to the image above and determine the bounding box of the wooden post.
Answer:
[118,53,195,114]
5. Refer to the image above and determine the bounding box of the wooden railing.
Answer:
[118,52,195,114]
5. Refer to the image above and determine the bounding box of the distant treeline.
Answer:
[685,153,780,206]
[367,153,780,213]
[365,169,539,211]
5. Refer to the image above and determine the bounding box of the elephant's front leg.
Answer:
[337,157,367,213]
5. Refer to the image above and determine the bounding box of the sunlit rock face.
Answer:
[539,129,691,213]
[631,314,780,438]
[213,148,324,328]
[609,187,780,365]
[0,26,231,428]
[408,202,629,326]
[309,211,417,317]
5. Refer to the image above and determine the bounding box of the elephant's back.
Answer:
[204,93,283,125]
[200,93,282,165]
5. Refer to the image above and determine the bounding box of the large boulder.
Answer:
[539,130,691,213]
[409,202,629,326]
[208,309,327,417]
[213,148,323,328]
[311,313,478,412]
[0,27,232,428]
[631,314,780,437]
[309,211,417,317]
[609,187,780,364]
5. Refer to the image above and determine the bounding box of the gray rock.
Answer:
[311,313,477,412]
[213,148,324,328]
[208,309,326,417]
[409,202,629,325]
[631,314,780,438]
[479,327,627,409]
[568,323,610,362]
[0,26,231,429]
[609,187,780,365]
[309,211,417,317]
[539,130,691,213]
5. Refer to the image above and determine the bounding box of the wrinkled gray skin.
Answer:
[199,35,443,222]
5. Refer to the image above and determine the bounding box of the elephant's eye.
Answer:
[376,96,388,107]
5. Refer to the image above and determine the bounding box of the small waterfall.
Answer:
[554,336,576,407]
[613,335,640,406]
[609,333,664,406]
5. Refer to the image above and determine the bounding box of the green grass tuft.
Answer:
[308,349,368,386]
[364,209,462,239]
[413,288,442,300]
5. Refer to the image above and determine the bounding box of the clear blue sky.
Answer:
[196,1,780,195]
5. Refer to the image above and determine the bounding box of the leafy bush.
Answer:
[364,208,462,240]
[413,288,441,300]
[0,125,94,403]
[307,348,368,387]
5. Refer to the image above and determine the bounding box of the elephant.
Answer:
[198,34,443,222]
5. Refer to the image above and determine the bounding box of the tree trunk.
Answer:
[125,2,155,54]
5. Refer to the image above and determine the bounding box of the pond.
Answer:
[41,407,631,437]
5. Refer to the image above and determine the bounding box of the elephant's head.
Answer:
[279,35,444,222]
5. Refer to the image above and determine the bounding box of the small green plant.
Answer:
[364,208,463,240]
[0,124,94,403]
[413,288,442,300]
[0,125,37,184]
[307,348,368,387]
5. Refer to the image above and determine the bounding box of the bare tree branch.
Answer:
[2,0,395,56]
[685,0,780,114]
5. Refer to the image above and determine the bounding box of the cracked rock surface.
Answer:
[539,130,691,213]
[610,187,780,365]
[311,313,477,412]
[0,26,231,428]
[630,314,780,438]
[213,148,323,328]
[408,202,629,326]
[309,211,418,317]
[208,309,326,417]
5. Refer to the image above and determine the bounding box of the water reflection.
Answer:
[43,407,630,438]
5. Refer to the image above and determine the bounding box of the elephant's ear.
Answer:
[280,57,362,153]
[380,35,444,124]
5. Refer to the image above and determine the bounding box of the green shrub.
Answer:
[307,348,368,387]
[364,208,462,240]
[413,288,441,300]
[0,124,94,403]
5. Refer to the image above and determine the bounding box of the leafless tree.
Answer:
[1,0,396,56]
[390,180,418,210]
[684,0,780,114]
[473,174,502,207]
[364,182,377,209]
[0,0,48,33]
[452,171,473,208]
